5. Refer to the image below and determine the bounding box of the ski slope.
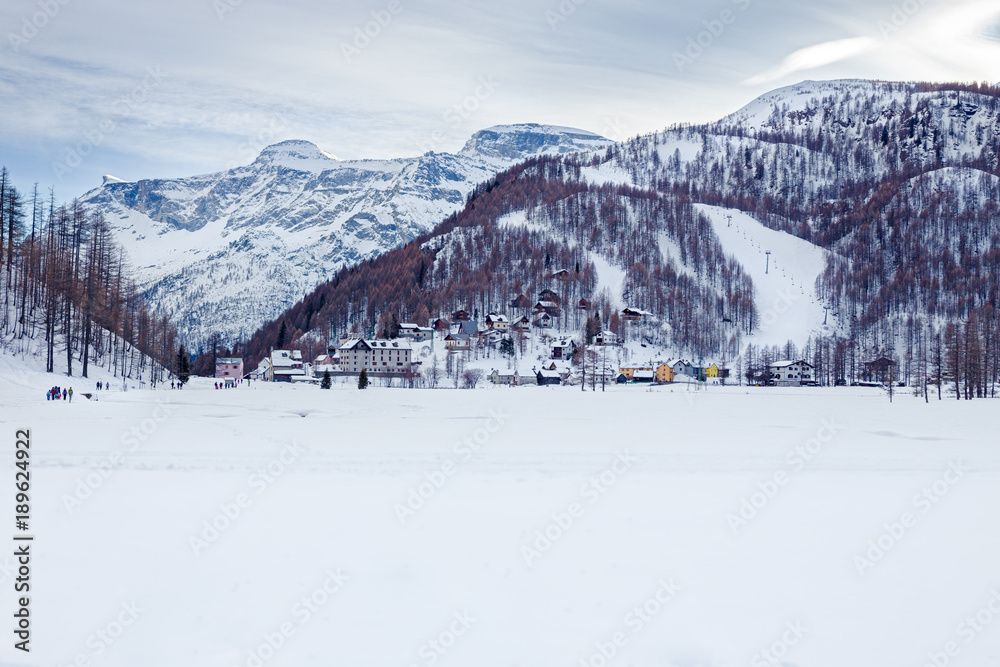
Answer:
[1,355,998,667]
[696,204,837,347]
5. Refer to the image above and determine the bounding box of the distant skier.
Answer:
[68,388,73,402]
[62,388,67,400]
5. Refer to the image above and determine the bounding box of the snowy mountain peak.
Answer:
[459,123,612,160]
[253,140,339,167]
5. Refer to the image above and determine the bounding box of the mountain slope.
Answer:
[80,125,611,347]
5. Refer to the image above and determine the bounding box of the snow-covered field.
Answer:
[1,362,999,667]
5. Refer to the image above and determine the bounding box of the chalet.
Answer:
[536,369,561,386]
[249,358,270,381]
[667,358,694,378]
[533,312,554,329]
[621,307,651,322]
[615,373,629,384]
[451,310,471,322]
[704,364,720,379]
[619,365,654,380]
[594,330,619,346]
[511,315,531,331]
[552,268,573,281]
[654,362,674,383]
[631,370,655,383]
[551,337,576,360]
[399,323,433,342]
[313,354,339,374]
[444,333,471,351]
[863,357,896,383]
[479,329,505,346]
[215,357,244,380]
[432,318,451,331]
[578,298,591,311]
[339,338,413,375]
[534,300,561,317]
[768,360,815,387]
[509,294,532,310]
[484,314,509,331]
[539,289,560,304]
[268,350,306,383]
[489,369,537,386]
[454,321,479,337]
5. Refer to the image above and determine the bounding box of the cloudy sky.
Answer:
[2,0,999,197]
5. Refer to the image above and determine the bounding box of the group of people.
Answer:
[95,381,107,390]
[215,379,241,389]
[47,386,72,401]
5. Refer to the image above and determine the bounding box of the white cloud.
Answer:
[743,37,878,86]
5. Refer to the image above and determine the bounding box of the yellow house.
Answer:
[655,363,674,383]
[619,365,653,380]
[705,364,720,379]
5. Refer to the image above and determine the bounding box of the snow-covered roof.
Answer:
[217,357,242,365]
[537,369,561,378]
[271,350,303,367]
[770,359,811,368]
[339,338,412,351]
[486,314,509,322]
[633,370,655,379]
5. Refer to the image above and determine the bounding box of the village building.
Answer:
[484,314,509,331]
[550,337,575,360]
[339,339,413,375]
[621,307,652,322]
[511,315,531,331]
[268,350,306,382]
[536,369,561,386]
[863,357,897,383]
[594,330,619,346]
[399,323,433,342]
[488,369,537,386]
[444,333,471,351]
[769,360,816,386]
[654,362,675,383]
[533,312,554,329]
[249,357,270,381]
[509,294,532,310]
[631,369,655,383]
[539,289,560,304]
[552,268,573,281]
[215,357,244,380]
[667,358,694,378]
[618,365,654,380]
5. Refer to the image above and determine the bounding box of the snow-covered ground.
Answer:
[696,204,840,347]
[1,354,998,667]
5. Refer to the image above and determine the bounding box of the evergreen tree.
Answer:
[321,369,332,389]
[276,321,288,349]
[358,367,369,389]
[176,345,191,384]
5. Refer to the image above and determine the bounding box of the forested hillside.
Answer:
[236,81,1000,396]
[0,168,179,383]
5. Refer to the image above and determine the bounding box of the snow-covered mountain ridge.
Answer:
[79,125,612,346]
